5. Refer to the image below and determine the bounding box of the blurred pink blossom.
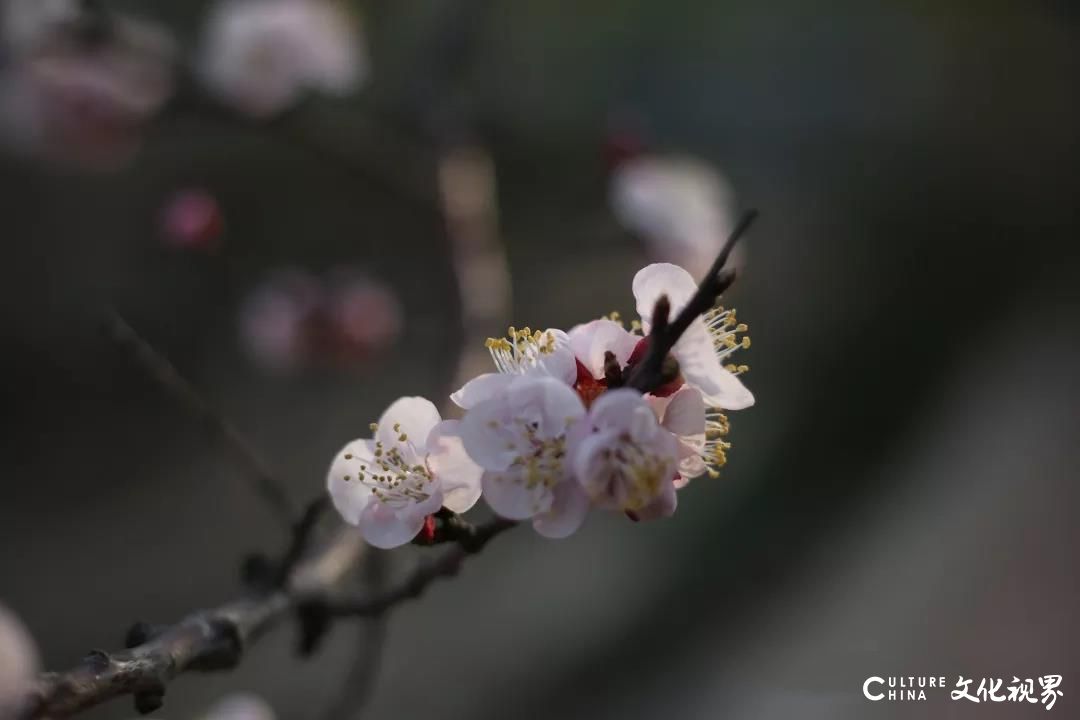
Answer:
[328,269,404,363]
[198,0,367,118]
[159,188,225,252]
[240,269,402,373]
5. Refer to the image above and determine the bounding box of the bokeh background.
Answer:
[1,0,1077,718]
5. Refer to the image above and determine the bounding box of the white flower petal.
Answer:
[534,328,577,384]
[503,375,585,441]
[661,386,707,437]
[326,439,378,525]
[587,388,662,442]
[570,427,623,508]
[425,420,482,513]
[632,262,699,331]
[567,319,640,378]
[675,440,707,483]
[375,396,441,451]
[482,469,551,520]
[674,320,755,410]
[358,488,442,549]
[460,395,519,471]
[450,372,514,410]
[532,481,590,538]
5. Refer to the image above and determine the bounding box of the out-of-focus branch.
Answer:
[103,311,296,530]
[437,146,512,401]
[22,516,512,718]
[625,210,759,394]
[319,550,389,720]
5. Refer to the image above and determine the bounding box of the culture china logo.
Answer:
[862,675,1064,710]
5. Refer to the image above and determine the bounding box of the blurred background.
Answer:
[0,0,1077,718]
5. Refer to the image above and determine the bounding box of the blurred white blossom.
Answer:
[0,602,38,717]
[0,10,175,170]
[611,155,743,278]
[328,397,482,548]
[1,0,79,56]
[198,0,367,118]
[198,692,276,720]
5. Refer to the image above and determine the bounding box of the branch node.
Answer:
[191,619,244,671]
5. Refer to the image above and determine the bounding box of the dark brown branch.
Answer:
[103,311,296,530]
[23,527,366,719]
[21,518,513,718]
[625,210,759,394]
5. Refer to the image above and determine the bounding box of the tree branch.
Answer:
[625,210,759,394]
[103,311,297,530]
[21,517,512,718]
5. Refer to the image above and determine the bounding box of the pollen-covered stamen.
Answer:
[704,306,751,374]
[701,408,732,478]
[339,422,435,509]
[505,417,567,489]
[484,326,559,374]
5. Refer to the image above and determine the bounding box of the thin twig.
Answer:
[275,496,332,585]
[319,551,390,720]
[103,311,296,530]
[625,210,759,394]
[329,518,516,617]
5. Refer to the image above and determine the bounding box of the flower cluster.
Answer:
[328,263,754,547]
